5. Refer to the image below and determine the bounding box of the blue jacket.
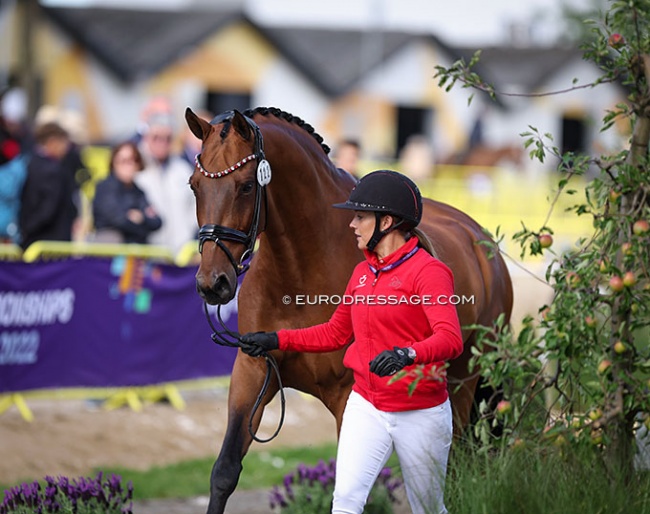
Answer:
[0,155,27,242]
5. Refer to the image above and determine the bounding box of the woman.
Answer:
[241,170,464,514]
[92,141,162,244]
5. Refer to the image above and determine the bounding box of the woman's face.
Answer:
[113,146,140,184]
[349,211,376,251]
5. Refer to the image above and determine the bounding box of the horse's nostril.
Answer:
[214,274,231,294]
[195,271,235,305]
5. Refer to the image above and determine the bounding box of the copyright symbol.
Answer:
[282,295,291,305]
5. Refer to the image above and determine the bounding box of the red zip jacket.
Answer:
[277,236,464,412]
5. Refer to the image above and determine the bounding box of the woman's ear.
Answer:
[380,214,395,231]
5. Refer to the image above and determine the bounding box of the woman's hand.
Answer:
[240,332,279,357]
[369,346,414,377]
[126,209,144,224]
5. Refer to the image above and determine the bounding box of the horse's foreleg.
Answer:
[206,354,280,514]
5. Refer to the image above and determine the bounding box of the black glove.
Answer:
[239,331,279,357]
[369,346,414,377]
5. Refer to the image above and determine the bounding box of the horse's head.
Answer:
[185,108,270,305]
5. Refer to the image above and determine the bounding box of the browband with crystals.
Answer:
[195,153,257,179]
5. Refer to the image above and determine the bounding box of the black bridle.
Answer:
[195,115,269,277]
[196,112,285,443]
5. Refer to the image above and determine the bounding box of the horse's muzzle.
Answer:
[195,272,236,305]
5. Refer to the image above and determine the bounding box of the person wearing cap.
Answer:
[134,109,196,254]
[240,170,463,514]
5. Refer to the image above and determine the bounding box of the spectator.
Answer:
[35,106,91,239]
[0,116,27,243]
[135,112,196,254]
[131,95,173,146]
[0,87,32,153]
[18,123,77,250]
[333,139,361,179]
[92,141,162,244]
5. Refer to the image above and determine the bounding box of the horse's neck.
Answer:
[256,144,356,289]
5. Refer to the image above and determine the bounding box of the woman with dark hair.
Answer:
[92,141,161,244]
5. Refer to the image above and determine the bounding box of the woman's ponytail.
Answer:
[411,227,438,258]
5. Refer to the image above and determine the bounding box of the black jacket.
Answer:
[92,174,162,244]
[19,152,77,250]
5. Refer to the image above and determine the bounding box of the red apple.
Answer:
[566,272,580,288]
[597,359,612,374]
[585,316,597,328]
[621,242,633,255]
[599,259,609,273]
[613,341,626,354]
[538,233,553,249]
[588,408,603,421]
[633,219,649,235]
[609,189,621,203]
[609,275,624,292]
[623,271,636,287]
[496,400,512,415]
[608,33,625,49]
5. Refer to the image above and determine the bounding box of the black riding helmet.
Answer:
[333,170,423,251]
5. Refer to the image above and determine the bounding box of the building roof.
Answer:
[43,7,241,83]
[41,6,588,101]
[257,26,421,96]
[42,6,456,96]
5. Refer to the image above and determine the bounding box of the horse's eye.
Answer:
[240,181,255,195]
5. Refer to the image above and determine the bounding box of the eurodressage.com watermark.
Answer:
[281,294,475,306]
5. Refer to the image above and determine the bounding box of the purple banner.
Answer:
[0,257,238,392]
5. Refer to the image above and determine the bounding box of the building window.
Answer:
[206,92,251,117]
[561,115,586,156]
[396,105,433,158]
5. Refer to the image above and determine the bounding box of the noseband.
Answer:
[195,113,271,277]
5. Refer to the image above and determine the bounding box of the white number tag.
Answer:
[257,159,272,186]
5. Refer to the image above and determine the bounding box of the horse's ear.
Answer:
[185,107,212,141]
[231,110,252,141]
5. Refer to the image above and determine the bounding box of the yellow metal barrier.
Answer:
[0,394,34,422]
[175,240,200,267]
[0,378,233,421]
[0,243,23,261]
[21,241,175,263]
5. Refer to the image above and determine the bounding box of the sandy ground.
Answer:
[0,387,338,485]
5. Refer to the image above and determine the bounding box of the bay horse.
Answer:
[185,106,513,514]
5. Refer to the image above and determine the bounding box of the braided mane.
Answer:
[243,107,331,155]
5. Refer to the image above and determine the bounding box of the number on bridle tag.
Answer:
[257,159,272,186]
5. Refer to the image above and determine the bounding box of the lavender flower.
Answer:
[268,458,403,513]
[1,473,133,514]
